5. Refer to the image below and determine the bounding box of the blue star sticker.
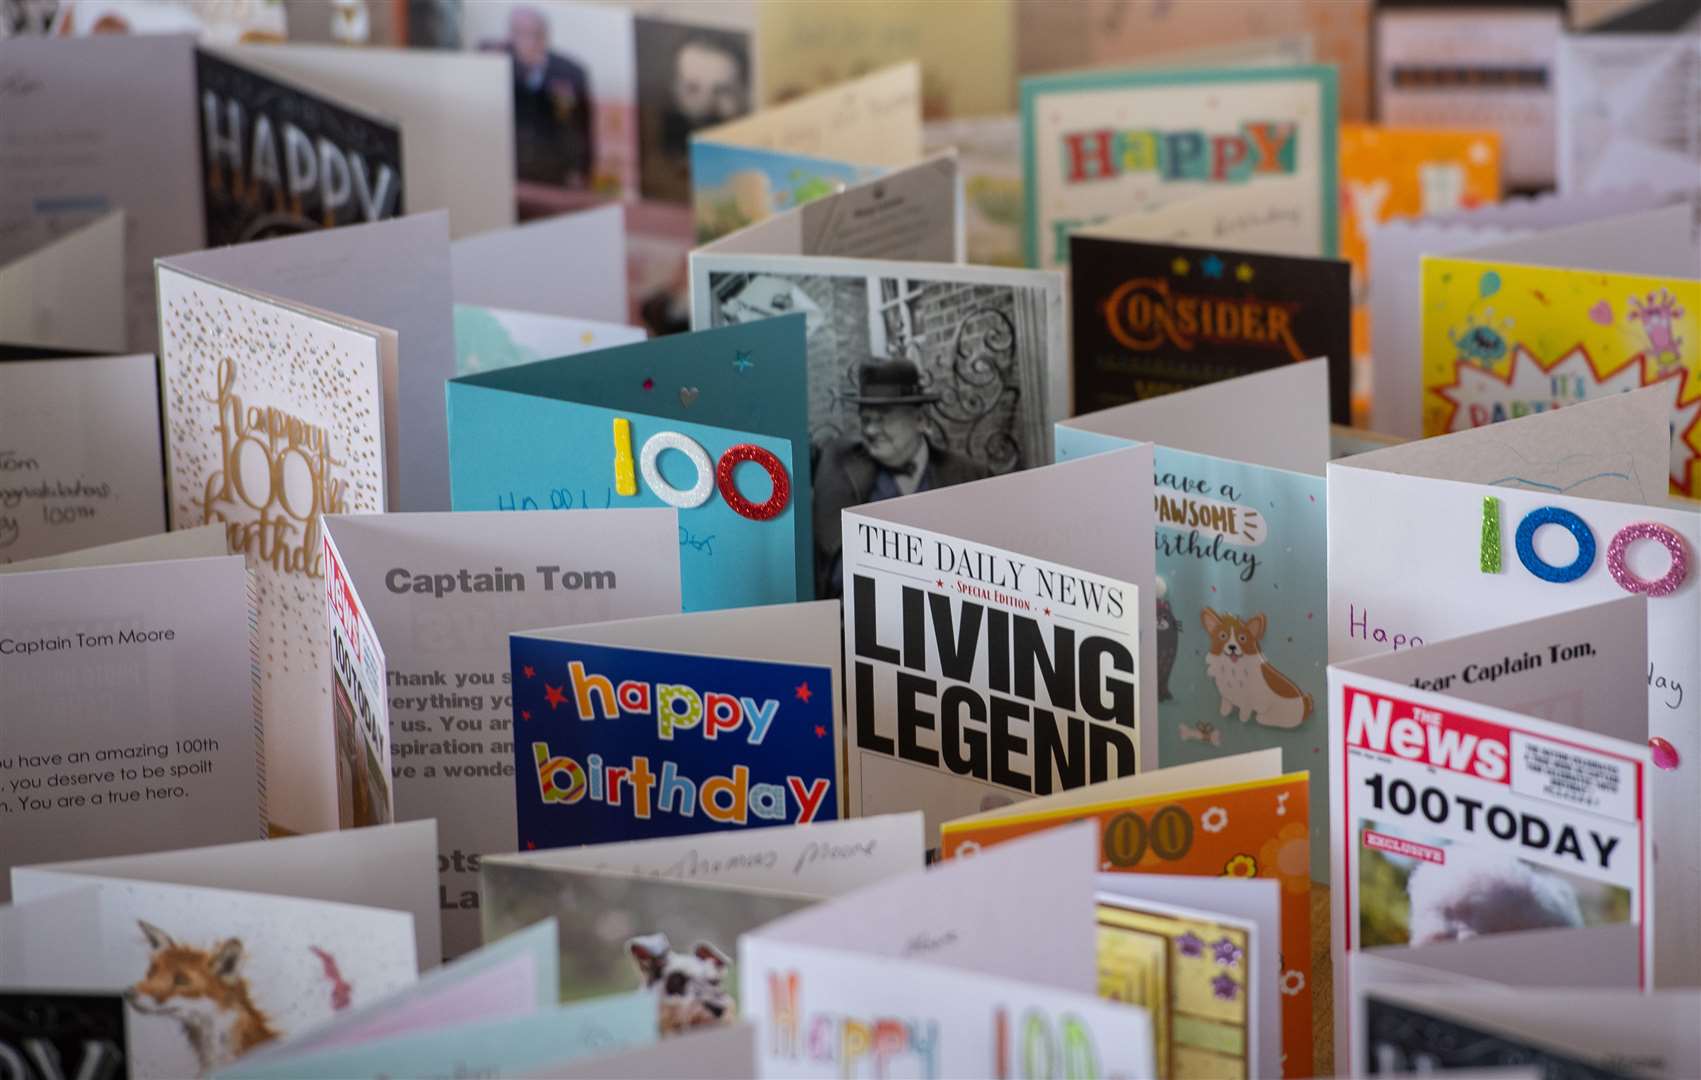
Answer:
[1201,254,1225,279]
[732,351,754,373]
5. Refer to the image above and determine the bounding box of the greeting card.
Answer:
[1328,599,1653,1063]
[194,48,403,247]
[156,264,391,836]
[453,304,644,376]
[924,116,1023,268]
[451,205,629,326]
[691,63,921,242]
[446,317,809,611]
[840,446,1153,848]
[1096,875,1282,1080]
[480,815,922,1039]
[0,212,126,354]
[738,824,1158,1078]
[5,823,439,1078]
[533,1022,755,1079]
[1328,388,1697,988]
[691,158,1066,599]
[939,751,1314,1078]
[1556,33,1701,196]
[0,991,129,1080]
[1021,64,1339,268]
[512,601,841,850]
[1419,202,1701,493]
[1069,232,1351,419]
[323,528,391,831]
[1368,187,1675,437]
[0,540,261,902]
[0,352,166,564]
[1058,362,1332,883]
[320,509,682,958]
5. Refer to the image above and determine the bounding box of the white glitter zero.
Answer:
[639,431,714,508]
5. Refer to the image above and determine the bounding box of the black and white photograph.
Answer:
[635,16,751,205]
[708,268,1055,597]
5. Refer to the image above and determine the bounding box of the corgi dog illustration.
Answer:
[1200,608,1312,729]
[627,933,735,1037]
[127,921,280,1076]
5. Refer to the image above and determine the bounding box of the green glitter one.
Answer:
[1481,495,1502,573]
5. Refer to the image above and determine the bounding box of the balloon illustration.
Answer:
[1479,271,1500,298]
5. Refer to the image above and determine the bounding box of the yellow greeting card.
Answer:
[1340,125,1500,422]
[1421,255,1701,494]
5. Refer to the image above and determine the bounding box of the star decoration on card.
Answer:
[1171,256,1190,276]
[1235,262,1255,283]
[521,710,532,721]
[1202,255,1225,279]
[814,725,827,738]
[522,665,535,678]
[543,683,567,710]
[795,682,813,703]
[580,330,595,346]
[732,350,754,373]
[936,578,945,588]
[525,841,537,850]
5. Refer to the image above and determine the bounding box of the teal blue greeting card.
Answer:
[1056,361,1332,881]
[447,317,810,612]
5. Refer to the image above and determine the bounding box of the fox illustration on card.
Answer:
[128,922,282,1075]
[1200,608,1313,729]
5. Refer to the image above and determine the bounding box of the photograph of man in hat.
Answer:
[813,359,990,597]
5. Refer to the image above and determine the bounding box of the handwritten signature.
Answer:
[680,527,715,555]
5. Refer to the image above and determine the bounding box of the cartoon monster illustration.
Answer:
[1449,308,1513,367]
[1629,289,1686,372]
[126,921,281,1077]
[1155,583,1181,703]
[1200,609,1313,729]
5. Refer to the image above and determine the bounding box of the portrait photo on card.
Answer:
[706,269,1052,597]
[635,17,751,205]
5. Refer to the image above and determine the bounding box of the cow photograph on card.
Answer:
[512,602,843,850]
[1058,361,1333,885]
[692,156,1065,600]
[447,317,810,612]
[841,445,1155,848]
[1021,64,1340,269]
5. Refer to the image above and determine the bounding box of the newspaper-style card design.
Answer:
[0,537,261,902]
[1328,390,1694,987]
[690,63,922,243]
[0,352,166,564]
[321,509,681,958]
[841,445,1153,849]
[1021,64,1340,268]
[511,602,842,850]
[738,824,1158,1078]
[1329,597,1654,1063]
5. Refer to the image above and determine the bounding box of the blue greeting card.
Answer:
[446,316,810,612]
[691,141,876,242]
[1056,361,1331,881]
[511,602,843,851]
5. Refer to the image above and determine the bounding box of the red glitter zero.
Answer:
[1606,522,1688,597]
[716,444,790,521]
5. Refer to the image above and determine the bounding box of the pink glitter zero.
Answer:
[1606,522,1688,597]
[1650,737,1680,771]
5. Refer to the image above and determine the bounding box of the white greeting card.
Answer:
[1557,33,1701,197]
[451,206,630,326]
[0,212,126,354]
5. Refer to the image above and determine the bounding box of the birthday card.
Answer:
[1328,389,1696,988]
[447,317,809,611]
[512,601,841,850]
[690,63,922,242]
[453,304,644,376]
[1021,64,1339,268]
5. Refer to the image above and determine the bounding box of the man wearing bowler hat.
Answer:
[814,359,990,597]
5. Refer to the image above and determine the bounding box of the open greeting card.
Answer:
[690,63,922,243]
[453,304,645,377]
[321,509,682,958]
[1020,64,1340,268]
[1058,361,1332,884]
[480,814,924,1035]
[0,352,166,563]
[450,205,629,327]
[511,601,842,851]
[1557,33,1701,198]
[0,213,126,355]
[4,823,439,1078]
[1419,201,1701,494]
[1328,598,1653,1063]
[1329,387,1695,987]
[739,824,1158,1078]
[1069,226,1351,420]
[1367,187,1676,438]
[840,444,1154,848]
[0,528,260,902]
[447,316,809,611]
[939,750,1312,1078]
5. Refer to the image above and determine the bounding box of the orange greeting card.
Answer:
[940,751,1313,1078]
[1340,125,1500,422]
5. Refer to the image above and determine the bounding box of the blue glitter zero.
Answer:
[1515,506,1596,584]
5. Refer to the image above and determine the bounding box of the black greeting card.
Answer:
[0,991,128,1080]
[1070,233,1351,421]
[195,50,403,247]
